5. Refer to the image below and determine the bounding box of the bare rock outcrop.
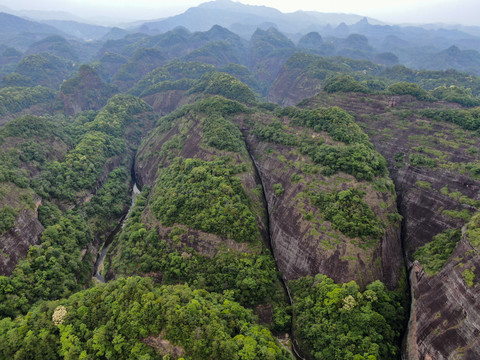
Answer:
[0,208,44,275]
[406,236,480,359]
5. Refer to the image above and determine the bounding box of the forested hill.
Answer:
[1,3,480,359]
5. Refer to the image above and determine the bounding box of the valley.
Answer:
[0,1,480,359]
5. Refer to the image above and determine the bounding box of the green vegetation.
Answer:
[151,157,259,243]
[0,205,16,234]
[110,188,281,308]
[131,61,216,96]
[202,114,245,153]
[35,95,149,201]
[253,119,298,146]
[324,74,370,94]
[420,108,480,133]
[462,268,476,287]
[415,180,432,189]
[0,277,291,359]
[283,106,369,145]
[430,85,480,107]
[0,86,55,116]
[273,183,285,196]
[188,72,256,104]
[409,153,436,168]
[465,212,480,249]
[386,82,435,101]
[310,188,385,243]
[13,53,75,88]
[414,229,462,275]
[290,274,405,360]
[273,107,387,181]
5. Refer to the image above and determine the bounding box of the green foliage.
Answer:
[111,188,280,307]
[310,188,385,243]
[302,141,387,181]
[131,61,216,96]
[420,108,480,133]
[0,115,70,189]
[0,114,64,140]
[413,229,462,275]
[0,205,17,234]
[138,78,195,97]
[194,96,248,119]
[386,82,435,101]
[151,157,259,242]
[283,106,369,145]
[290,274,405,360]
[324,74,370,94]
[35,95,149,201]
[0,86,55,116]
[254,107,387,181]
[273,183,284,196]
[0,214,93,317]
[430,85,480,107]
[0,161,133,318]
[409,153,436,168]
[252,120,298,146]
[415,180,432,189]
[466,213,480,249]
[37,202,62,227]
[188,72,256,104]
[0,277,291,360]
[202,115,245,153]
[14,53,75,88]
[462,268,476,287]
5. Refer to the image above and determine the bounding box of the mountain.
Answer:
[40,20,111,40]
[137,0,379,36]
[0,12,63,38]
[2,3,480,359]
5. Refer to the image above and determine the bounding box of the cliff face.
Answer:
[233,111,404,288]
[0,208,44,275]
[133,99,268,259]
[298,92,480,358]
[57,65,117,116]
[406,234,480,360]
[268,66,321,106]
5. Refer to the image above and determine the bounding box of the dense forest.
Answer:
[0,1,480,359]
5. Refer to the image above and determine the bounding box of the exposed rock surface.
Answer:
[406,237,480,360]
[0,208,44,275]
[234,112,404,288]
[296,92,480,358]
[134,102,268,258]
[57,65,117,116]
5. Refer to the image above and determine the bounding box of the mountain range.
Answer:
[1,1,480,359]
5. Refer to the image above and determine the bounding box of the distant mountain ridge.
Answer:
[137,0,379,36]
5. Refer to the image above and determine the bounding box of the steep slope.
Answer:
[233,105,403,288]
[0,115,69,275]
[300,91,480,359]
[0,95,155,316]
[249,27,296,95]
[406,216,480,360]
[57,65,117,115]
[268,53,480,105]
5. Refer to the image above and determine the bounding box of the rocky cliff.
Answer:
[297,91,480,358]
[406,220,480,359]
[57,65,117,116]
[0,207,44,275]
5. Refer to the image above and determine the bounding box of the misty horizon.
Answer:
[0,0,479,28]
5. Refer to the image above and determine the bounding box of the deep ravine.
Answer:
[245,141,308,360]
[93,171,141,283]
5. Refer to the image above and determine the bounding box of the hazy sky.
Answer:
[0,0,479,26]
